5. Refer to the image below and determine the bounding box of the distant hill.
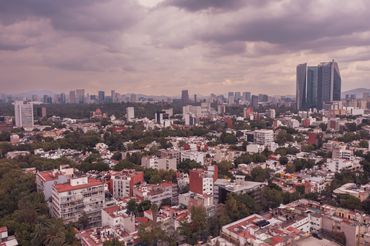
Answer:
[342,88,370,99]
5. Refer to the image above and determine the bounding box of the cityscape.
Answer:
[1,1,370,246]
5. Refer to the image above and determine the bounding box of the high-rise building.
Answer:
[234,92,241,101]
[258,94,268,102]
[69,90,76,104]
[14,101,34,128]
[98,90,105,104]
[318,60,341,109]
[60,93,66,104]
[251,95,259,109]
[243,92,251,101]
[126,107,135,122]
[181,90,189,104]
[296,60,341,110]
[76,89,85,104]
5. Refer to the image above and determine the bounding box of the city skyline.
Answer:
[1,0,370,95]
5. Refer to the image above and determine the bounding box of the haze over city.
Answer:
[1,0,370,95]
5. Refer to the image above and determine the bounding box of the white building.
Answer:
[181,150,205,165]
[126,107,135,122]
[326,159,361,173]
[51,176,105,227]
[141,156,177,171]
[36,165,75,201]
[14,101,34,128]
[254,129,274,145]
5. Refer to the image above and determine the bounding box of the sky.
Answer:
[0,0,370,96]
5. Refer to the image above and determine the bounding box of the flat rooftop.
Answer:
[294,237,340,246]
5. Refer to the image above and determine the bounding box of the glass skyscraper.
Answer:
[296,60,341,110]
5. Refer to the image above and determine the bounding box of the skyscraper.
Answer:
[69,90,76,104]
[76,89,85,104]
[14,101,34,128]
[243,92,251,101]
[98,91,105,104]
[296,60,341,110]
[251,95,259,109]
[181,90,189,104]
[318,60,341,109]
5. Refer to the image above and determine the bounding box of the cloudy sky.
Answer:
[0,0,370,96]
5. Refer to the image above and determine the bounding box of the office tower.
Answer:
[228,92,235,105]
[243,92,251,101]
[31,95,38,101]
[41,106,47,118]
[111,90,116,103]
[181,90,189,104]
[76,89,85,104]
[251,95,259,109]
[69,90,76,104]
[297,60,341,110]
[258,94,268,102]
[318,60,341,109]
[60,93,66,104]
[194,94,197,103]
[14,101,34,128]
[126,107,135,122]
[98,91,105,104]
[130,94,137,103]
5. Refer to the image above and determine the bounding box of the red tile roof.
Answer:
[54,178,103,192]
[0,226,7,233]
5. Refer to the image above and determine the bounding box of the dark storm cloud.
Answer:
[0,0,142,32]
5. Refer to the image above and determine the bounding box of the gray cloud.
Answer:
[161,0,272,12]
[0,0,370,95]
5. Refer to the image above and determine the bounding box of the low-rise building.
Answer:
[333,183,370,202]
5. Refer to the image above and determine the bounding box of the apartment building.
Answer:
[133,182,178,206]
[36,165,75,201]
[254,129,274,145]
[141,156,177,171]
[51,177,105,227]
[110,170,144,199]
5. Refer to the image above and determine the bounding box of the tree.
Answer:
[180,206,209,244]
[126,199,138,215]
[177,159,202,173]
[250,167,270,182]
[0,159,78,245]
[279,156,289,165]
[76,212,90,230]
[220,133,237,144]
[217,161,233,178]
[338,195,362,210]
[275,129,293,145]
[138,222,166,246]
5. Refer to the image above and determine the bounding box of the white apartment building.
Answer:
[14,101,34,128]
[141,156,177,171]
[36,165,75,201]
[326,159,361,173]
[332,146,353,160]
[181,150,205,165]
[51,177,105,227]
[254,129,274,145]
[126,107,135,122]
